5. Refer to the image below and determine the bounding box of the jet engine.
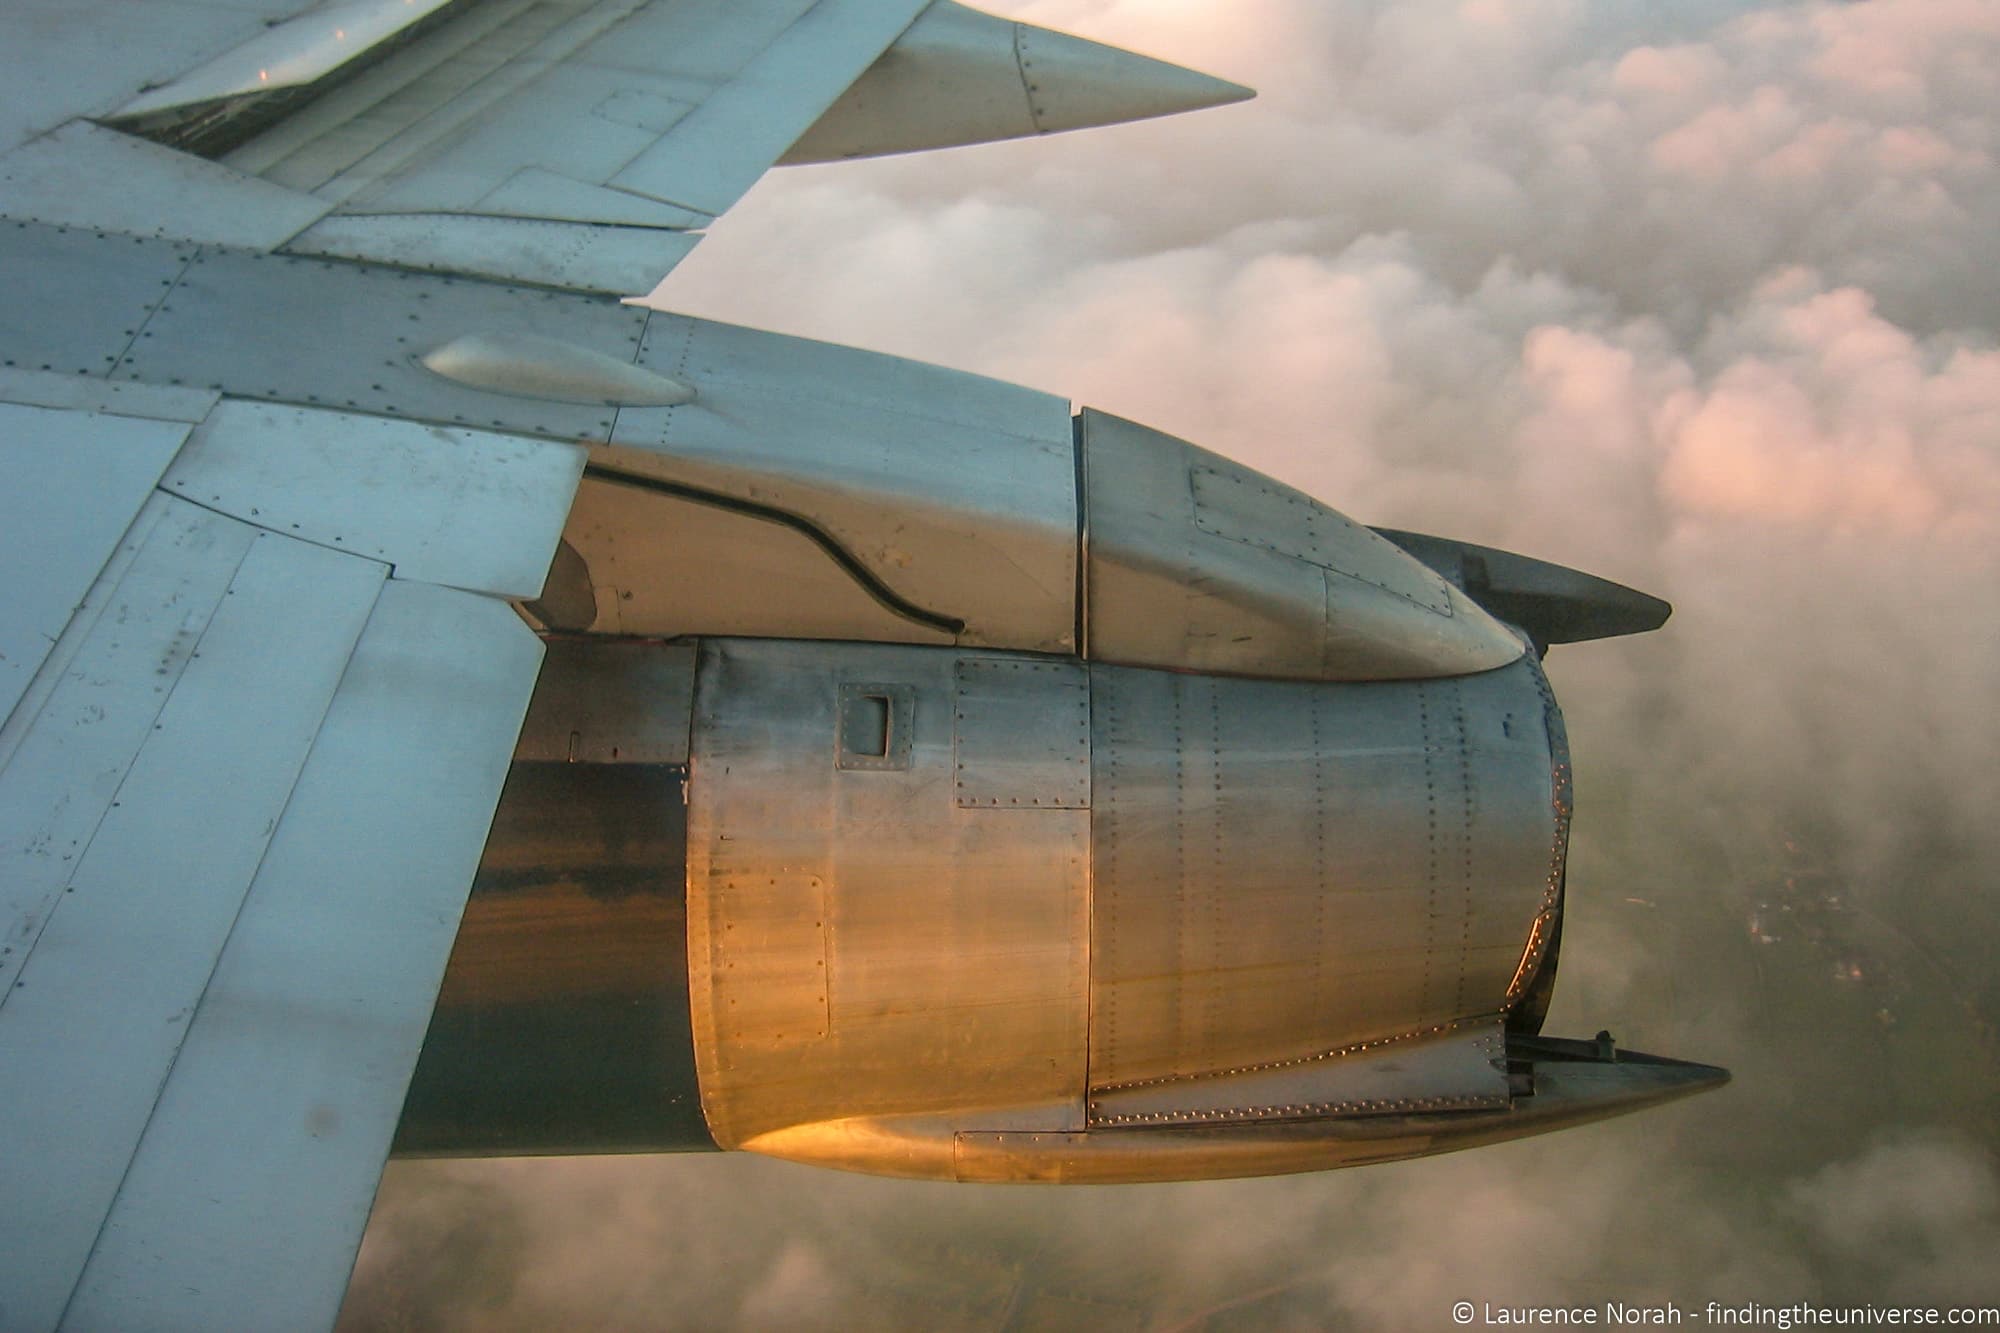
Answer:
[394,396,1726,1182]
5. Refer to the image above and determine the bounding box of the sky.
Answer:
[340,1,2000,1326]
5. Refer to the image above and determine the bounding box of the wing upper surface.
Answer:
[0,377,583,1331]
[3,0,935,293]
[62,580,546,1332]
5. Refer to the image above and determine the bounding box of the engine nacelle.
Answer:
[395,634,1724,1181]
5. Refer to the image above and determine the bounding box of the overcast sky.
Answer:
[342,1,2000,1326]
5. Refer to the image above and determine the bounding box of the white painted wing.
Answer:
[0,375,585,1332]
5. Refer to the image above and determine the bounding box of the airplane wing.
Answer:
[0,2,1249,1329]
[0,381,580,1333]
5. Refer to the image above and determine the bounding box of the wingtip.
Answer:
[1018,24,1258,134]
[784,5,1255,164]
[1207,77,1260,110]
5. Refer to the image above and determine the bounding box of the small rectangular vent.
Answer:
[836,682,913,771]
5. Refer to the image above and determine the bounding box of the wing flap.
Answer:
[0,524,386,1333]
[0,387,582,1329]
[239,0,926,287]
[63,581,544,1332]
[223,0,822,214]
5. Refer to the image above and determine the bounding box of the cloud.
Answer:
[1790,1134,2000,1307]
[346,0,2000,1325]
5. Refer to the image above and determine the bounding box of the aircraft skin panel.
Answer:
[229,0,703,200]
[607,0,931,217]
[2,217,1088,661]
[1084,660,1557,1088]
[216,0,630,185]
[578,0,815,84]
[686,638,1092,1149]
[606,309,1079,650]
[0,403,194,729]
[0,120,332,249]
[627,307,1073,451]
[314,47,708,211]
[0,369,221,426]
[1079,410,1526,681]
[264,0,927,271]
[64,581,545,1333]
[0,497,251,1002]
[0,227,196,386]
[479,167,709,230]
[0,525,386,1333]
[91,231,651,440]
[163,399,588,600]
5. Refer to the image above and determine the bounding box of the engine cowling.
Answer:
[395,633,1723,1181]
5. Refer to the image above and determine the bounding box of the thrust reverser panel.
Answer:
[1084,661,1560,1092]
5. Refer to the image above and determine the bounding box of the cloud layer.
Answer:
[344,0,2000,1325]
